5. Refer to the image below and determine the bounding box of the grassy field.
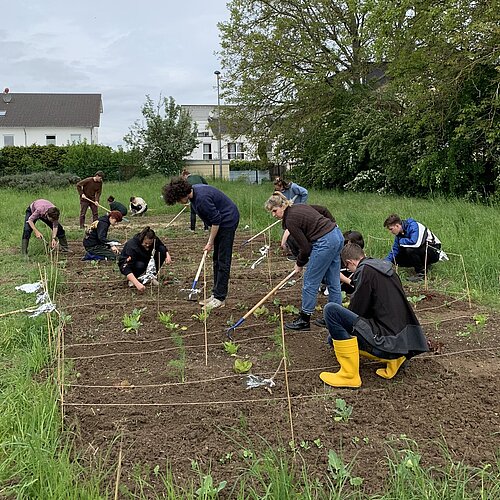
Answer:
[0,176,499,498]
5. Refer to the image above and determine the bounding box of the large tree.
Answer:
[124,96,199,176]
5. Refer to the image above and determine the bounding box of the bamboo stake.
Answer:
[203,257,208,367]
[281,306,295,452]
[114,438,123,500]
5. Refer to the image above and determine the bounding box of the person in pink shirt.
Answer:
[22,199,68,255]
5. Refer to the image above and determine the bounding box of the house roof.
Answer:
[0,93,102,127]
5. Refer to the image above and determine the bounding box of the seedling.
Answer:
[300,440,311,451]
[233,359,252,373]
[282,304,300,315]
[313,438,323,449]
[252,305,269,318]
[192,309,211,322]
[226,315,235,327]
[236,302,247,311]
[407,294,426,306]
[327,449,363,486]
[241,449,254,460]
[333,398,353,422]
[122,308,143,333]
[158,311,187,331]
[219,452,234,464]
[273,298,281,306]
[167,329,186,382]
[191,461,227,499]
[267,312,280,323]
[223,341,240,356]
[457,314,488,339]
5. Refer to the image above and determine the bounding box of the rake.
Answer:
[227,269,297,338]
[82,194,130,222]
[181,249,208,300]
[240,219,281,247]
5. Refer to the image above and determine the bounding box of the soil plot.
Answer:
[60,226,499,495]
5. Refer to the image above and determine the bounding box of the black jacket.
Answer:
[118,234,167,275]
[83,215,113,248]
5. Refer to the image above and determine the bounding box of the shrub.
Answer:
[0,171,81,191]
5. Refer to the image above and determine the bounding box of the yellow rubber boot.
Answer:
[359,350,383,362]
[376,356,406,379]
[320,338,361,388]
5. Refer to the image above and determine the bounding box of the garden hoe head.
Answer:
[181,250,208,301]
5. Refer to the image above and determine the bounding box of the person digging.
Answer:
[22,199,69,255]
[319,243,429,388]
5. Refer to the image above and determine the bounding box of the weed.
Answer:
[223,341,240,356]
[167,329,186,382]
[122,308,143,333]
[333,398,353,423]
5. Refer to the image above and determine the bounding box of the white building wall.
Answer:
[1,126,98,148]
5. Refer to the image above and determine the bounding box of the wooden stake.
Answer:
[280,306,295,452]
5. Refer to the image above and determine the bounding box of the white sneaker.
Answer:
[198,295,214,306]
[204,297,225,309]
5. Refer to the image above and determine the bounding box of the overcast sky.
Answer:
[1,0,230,148]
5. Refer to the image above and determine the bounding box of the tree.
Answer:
[124,96,199,176]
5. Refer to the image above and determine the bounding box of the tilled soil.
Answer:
[59,219,499,497]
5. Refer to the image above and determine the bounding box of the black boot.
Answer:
[58,236,70,252]
[21,239,29,256]
[314,318,327,328]
[285,311,311,331]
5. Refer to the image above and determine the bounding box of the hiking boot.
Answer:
[314,318,327,328]
[285,311,311,331]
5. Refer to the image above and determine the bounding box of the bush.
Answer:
[0,171,81,191]
[229,159,275,172]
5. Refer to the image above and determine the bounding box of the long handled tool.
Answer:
[82,194,130,222]
[241,219,281,247]
[181,250,208,301]
[227,269,297,338]
[166,205,188,229]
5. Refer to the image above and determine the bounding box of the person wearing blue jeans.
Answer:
[162,178,240,309]
[265,192,343,330]
[320,243,429,388]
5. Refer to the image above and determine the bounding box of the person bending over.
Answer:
[181,169,209,231]
[22,199,69,255]
[118,226,171,292]
[107,196,128,216]
[130,196,148,216]
[320,243,428,388]
[265,192,343,331]
[83,210,123,260]
[384,214,446,281]
[162,178,239,309]
[76,171,104,228]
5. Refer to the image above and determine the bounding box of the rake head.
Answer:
[179,287,201,301]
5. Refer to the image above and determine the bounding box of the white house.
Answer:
[181,104,260,179]
[0,90,102,148]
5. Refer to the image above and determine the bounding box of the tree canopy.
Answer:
[219,0,500,199]
[124,96,199,176]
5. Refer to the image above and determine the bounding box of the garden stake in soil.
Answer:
[227,269,297,338]
[181,249,208,301]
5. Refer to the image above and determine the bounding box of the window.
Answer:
[203,143,212,160]
[3,135,14,146]
[70,134,81,144]
[46,135,56,145]
[227,142,244,160]
[198,131,210,137]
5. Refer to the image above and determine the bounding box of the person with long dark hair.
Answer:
[82,210,122,260]
[118,227,171,292]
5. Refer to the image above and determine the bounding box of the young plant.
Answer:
[267,312,280,323]
[192,309,211,322]
[233,359,252,373]
[253,305,269,318]
[333,398,353,423]
[283,304,300,315]
[167,329,186,382]
[327,449,363,486]
[223,341,240,356]
[407,294,426,306]
[122,308,143,333]
[158,311,187,331]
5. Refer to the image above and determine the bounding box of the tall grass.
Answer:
[1,176,499,498]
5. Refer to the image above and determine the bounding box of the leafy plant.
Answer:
[158,311,187,331]
[283,304,300,315]
[253,306,269,318]
[327,449,363,487]
[300,440,311,451]
[167,330,186,382]
[267,312,280,323]
[407,294,426,306]
[223,341,240,356]
[192,310,211,322]
[333,398,353,423]
[191,460,227,499]
[233,359,253,373]
[122,308,143,333]
[226,315,235,327]
[272,298,281,306]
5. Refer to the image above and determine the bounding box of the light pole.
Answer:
[214,70,223,179]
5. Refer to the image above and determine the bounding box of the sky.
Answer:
[1,0,230,148]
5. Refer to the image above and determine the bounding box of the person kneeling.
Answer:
[319,243,429,388]
[118,227,171,293]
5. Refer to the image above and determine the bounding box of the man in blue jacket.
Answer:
[162,178,240,309]
[383,214,446,281]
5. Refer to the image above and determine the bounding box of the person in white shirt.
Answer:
[129,196,148,216]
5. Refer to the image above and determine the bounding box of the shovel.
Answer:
[181,250,208,301]
[227,269,297,338]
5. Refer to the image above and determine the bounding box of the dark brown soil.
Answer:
[59,219,500,497]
